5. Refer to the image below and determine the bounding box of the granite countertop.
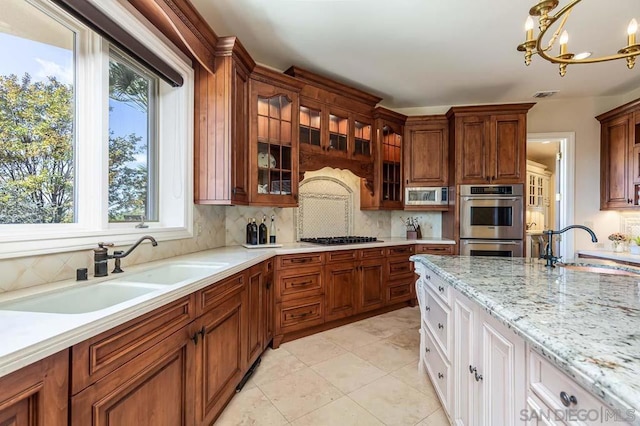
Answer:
[410,255,640,421]
[579,249,640,265]
[0,237,454,379]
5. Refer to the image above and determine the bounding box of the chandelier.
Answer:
[517,0,640,76]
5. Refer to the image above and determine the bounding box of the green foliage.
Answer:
[108,132,147,221]
[0,74,73,223]
[109,60,149,113]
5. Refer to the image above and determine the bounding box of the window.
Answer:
[0,0,193,258]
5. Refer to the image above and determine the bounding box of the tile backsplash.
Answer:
[2,168,443,293]
[0,205,226,293]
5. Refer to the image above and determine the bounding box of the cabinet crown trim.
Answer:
[214,36,256,71]
[445,102,536,118]
[596,97,640,122]
[285,66,382,106]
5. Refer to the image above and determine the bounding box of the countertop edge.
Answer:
[410,255,639,421]
[0,238,454,379]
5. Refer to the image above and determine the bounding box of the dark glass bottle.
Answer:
[250,218,258,245]
[259,215,268,244]
[246,218,252,244]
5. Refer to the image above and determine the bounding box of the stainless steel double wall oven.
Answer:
[459,184,524,257]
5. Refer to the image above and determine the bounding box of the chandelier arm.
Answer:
[545,9,572,50]
[534,0,640,65]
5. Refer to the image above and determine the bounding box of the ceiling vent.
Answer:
[532,90,559,99]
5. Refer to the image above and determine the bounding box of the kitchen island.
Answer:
[411,254,640,425]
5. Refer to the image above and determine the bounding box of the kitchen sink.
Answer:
[117,262,228,285]
[557,263,640,277]
[0,283,157,314]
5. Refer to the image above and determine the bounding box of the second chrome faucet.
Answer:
[94,235,158,277]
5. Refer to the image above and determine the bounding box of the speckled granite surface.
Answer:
[411,255,640,421]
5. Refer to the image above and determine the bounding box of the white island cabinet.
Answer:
[414,260,631,426]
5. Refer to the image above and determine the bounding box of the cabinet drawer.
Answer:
[424,287,451,358]
[386,245,415,256]
[528,350,618,425]
[360,247,385,259]
[277,267,323,301]
[415,244,454,255]
[387,256,414,278]
[277,296,324,333]
[422,327,451,413]
[424,272,451,307]
[197,272,245,315]
[277,253,324,269]
[327,250,357,263]
[71,295,195,395]
[386,278,413,304]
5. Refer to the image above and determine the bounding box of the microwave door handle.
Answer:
[464,240,520,245]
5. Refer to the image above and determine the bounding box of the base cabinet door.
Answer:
[71,328,195,426]
[246,265,264,366]
[325,261,357,321]
[195,292,245,425]
[0,350,68,426]
[453,296,476,426]
[358,258,385,312]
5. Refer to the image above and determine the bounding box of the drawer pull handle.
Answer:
[426,306,431,312]
[474,372,483,382]
[560,391,577,407]
[290,311,312,319]
[191,326,206,345]
[438,286,445,293]
[438,372,444,379]
[426,275,431,280]
[438,323,444,330]
[425,347,430,353]
[469,365,476,374]
[291,258,312,263]
[291,280,313,287]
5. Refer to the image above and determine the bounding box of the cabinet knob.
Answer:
[474,372,483,382]
[438,372,444,379]
[629,199,633,204]
[425,306,431,312]
[425,347,430,353]
[438,286,445,293]
[469,365,476,374]
[559,391,577,407]
[426,275,431,280]
[266,280,271,290]
[438,323,444,330]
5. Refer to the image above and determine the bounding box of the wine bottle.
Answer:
[269,215,276,244]
[245,218,252,244]
[250,218,258,245]
[259,215,268,244]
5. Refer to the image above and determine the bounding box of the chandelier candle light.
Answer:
[517,0,640,76]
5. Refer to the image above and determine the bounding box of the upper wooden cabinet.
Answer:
[249,67,303,207]
[194,37,255,205]
[597,98,640,210]
[447,104,534,185]
[285,66,380,183]
[404,115,449,188]
[361,107,407,210]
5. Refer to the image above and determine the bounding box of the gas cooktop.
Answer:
[300,236,380,245]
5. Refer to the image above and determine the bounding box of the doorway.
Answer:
[526,132,576,259]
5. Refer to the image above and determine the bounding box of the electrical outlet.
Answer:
[196,223,202,236]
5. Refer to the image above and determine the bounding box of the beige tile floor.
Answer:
[214,306,450,426]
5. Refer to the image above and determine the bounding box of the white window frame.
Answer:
[0,0,194,259]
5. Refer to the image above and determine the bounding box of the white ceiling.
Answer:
[190,0,640,108]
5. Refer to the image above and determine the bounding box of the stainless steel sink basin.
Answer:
[557,264,640,277]
[121,263,228,285]
[0,283,157,314]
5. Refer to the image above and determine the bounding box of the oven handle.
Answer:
[463,240,521,245]
[462,197,520,201]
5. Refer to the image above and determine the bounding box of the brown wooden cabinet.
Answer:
[415,244,455,255]
[357,255,386,313]
[361,107,407,210]
[447,104,534,185]
[404,116,449,188]
[597,98,640,210]
[194,37,255,205]
[264,259,275,346]
[70,272,249,426]
[325,259,358,321]
[246,263,264,367]
[0,350,68,426]
[249,68,303,206]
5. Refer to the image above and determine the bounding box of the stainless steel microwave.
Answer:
[405,187,449,206]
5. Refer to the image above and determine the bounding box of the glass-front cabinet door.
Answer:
[299,102,322,150]
[353,116,372,160]
[328,109,349,157]
[381,123,403,208]
[250,80,299,206]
